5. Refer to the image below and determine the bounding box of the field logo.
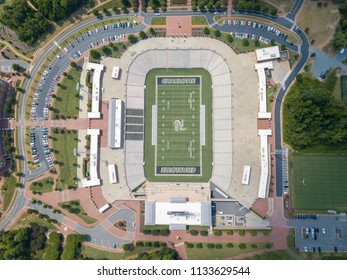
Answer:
[173,118,187,131]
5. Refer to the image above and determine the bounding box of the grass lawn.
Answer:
[144,68,213,182]
[29,176,54,193]
[192,16,207,25]
[58,200,97,224]
[1,175,17,211]
[53,67,81,118]
[266,84,278,112]
[11,212,56,231]
[185,242,272,260]
[151,16,166,25]
[288,49,298,67]
[216,30,269,52]
[89,41,130,63]
[92,0,123,13]
[52,129,78,190]
[143,225,170,230]
[245,250,295,260]
[267,0,295,13]
[341,75,347,106]
[298,2,340,48]
[290,153,347,211]
[81,244,163,260]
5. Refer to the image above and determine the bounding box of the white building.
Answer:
[108,99,124,149]
[86,62,104,119]
[82,129,101,187]
[255,46,280,62]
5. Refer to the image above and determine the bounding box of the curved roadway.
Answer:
[1,0,309,248]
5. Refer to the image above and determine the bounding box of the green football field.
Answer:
[156,77,201,169]
[144,69,213,182]
[290,153,347,211]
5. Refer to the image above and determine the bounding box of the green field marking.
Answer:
[144,68,213,182]
[155,76,202,172]
[290,153,347,211]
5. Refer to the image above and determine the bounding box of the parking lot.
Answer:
[31,21,134,122]
[30,127,54,168]
[287,214,347,253]
[223,20,291,45]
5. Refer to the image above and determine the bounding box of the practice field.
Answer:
[144,69,213,182]
[290,153,347,211]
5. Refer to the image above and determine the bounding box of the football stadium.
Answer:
[80,37,271,230]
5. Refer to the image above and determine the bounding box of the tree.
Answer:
[90,49,101,60]
[332,31,347,48]
[113,5,119,13]
[270,38,275,46]
[101,45,110,54]
[70,61,77,68]
[149,27,156,36]
[242,38,249,46]
[103,7,108,14]
[254,39,260,47]
[270,7,278,16]
[206,2,214,11]
[226,34,234,43]
[198,3,204,11]
[12,63,20,71]
[128,34,137,44]
[281,44,286,51]
[214,29,221,38]
[203,27,210,36]
[239,230,245,236]
[283,71,347,149]
[239,243,246,249]
[139,30,147,39]
[93,10,99,17]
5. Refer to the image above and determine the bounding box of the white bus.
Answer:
[108,164,118,184]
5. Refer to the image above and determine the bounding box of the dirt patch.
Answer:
[298,2,341,49]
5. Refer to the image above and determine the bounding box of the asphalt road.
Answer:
[1,2,309,248]
[30,202,133,247]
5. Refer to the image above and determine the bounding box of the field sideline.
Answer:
[290,153,347,212]
[143,68,213,182]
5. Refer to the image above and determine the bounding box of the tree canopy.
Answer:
[0,223,48,260]
[332,0,347,49]
[283,72,347,150]
[0,0,87,44]
[136,248,178,260]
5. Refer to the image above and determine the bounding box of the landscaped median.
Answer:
[29,176,54,194]
[51,67,81,120]
[51,128,78,190]
[58,199,97,224]
[0,175,18,212]
[185,242,273,260]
